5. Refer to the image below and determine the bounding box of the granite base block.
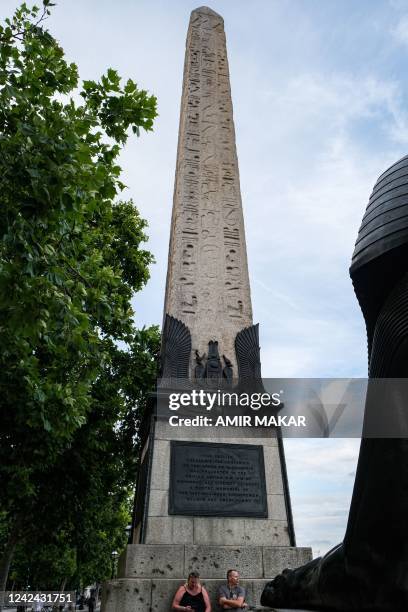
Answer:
[185,544,263,578]
[118,543,312,579]
[101,579,151,612]
[119,544,184,578]
[263,546,313,575]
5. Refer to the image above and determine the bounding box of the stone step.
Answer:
[117,543,312,579]
[102,578,316,612]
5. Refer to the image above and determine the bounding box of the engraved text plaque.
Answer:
[169,441,268,517]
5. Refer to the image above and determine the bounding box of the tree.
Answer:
[4,325,160,592]
[0,1,159,592]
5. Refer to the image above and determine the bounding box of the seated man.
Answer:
[217,569,248,610]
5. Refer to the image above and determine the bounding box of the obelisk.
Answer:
[163,5,252,372]
[102,8,311,612]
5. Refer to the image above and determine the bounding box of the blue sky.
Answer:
[3,0,408,556]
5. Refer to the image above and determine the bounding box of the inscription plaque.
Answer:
[169,441,268,517]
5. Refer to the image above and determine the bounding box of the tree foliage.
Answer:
[0,1,159,590]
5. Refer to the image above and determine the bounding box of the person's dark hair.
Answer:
[188,571,200,579]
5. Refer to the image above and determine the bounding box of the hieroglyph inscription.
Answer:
[167,7,252,329]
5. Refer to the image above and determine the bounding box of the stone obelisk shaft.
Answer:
[164,6,252,370]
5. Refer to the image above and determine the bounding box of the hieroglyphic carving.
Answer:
[164,6,253,371]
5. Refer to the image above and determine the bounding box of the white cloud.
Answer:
[392,14,408,46]
[284,439,360,555]
[242,71,408,378]
[285,439,360,475]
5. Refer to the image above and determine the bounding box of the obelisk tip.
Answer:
[191,6,224,21]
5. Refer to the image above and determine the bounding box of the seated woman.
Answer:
[171,571,211,612]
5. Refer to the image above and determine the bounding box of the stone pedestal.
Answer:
[102,544,312,611]
[141,424,294,547]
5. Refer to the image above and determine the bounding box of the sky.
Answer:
[3,0,408,556]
